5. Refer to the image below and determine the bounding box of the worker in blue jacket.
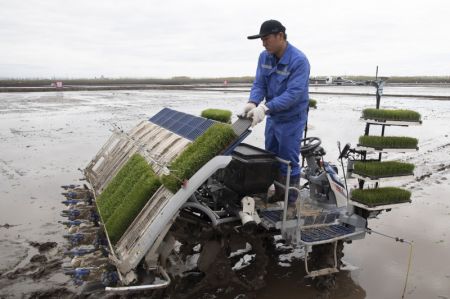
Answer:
[243,20,310,216]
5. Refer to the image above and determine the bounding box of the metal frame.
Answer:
[304,241,339,278]
[181,202,240,226]
[105,266,171,292]
[348,199,412,211]
[355,146,418,153]
[359,118,422,126]
[352,172,415,183]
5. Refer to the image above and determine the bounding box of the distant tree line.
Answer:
[0,76,449,87]
[0,77,255,87]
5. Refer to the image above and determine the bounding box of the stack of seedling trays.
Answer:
[96,121,237,245]
[95,112,236,243]
[61,108,241,288]
[350,107,422,211]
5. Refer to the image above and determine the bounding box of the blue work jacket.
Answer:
[249,42,310,123]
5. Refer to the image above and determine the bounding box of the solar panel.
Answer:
[149,108,215,141]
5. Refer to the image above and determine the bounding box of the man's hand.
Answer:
[247,104,268,127]
[240,102,256,117]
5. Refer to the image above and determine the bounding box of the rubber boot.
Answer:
[286,202,297,220]
[288,175,300,204]
[267,175,300,204]
[267,183,285,203]
[267,172,285,203]
[287,176,300,219]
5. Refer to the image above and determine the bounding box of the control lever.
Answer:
[338,143,351,159]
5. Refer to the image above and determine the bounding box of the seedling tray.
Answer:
[352,161,414,182]
[201,109,232,123]
[162,123,237,193]
[361,108,421,122]
[357,136,418,153]
[350,187,411,208]
[96,154,161,244]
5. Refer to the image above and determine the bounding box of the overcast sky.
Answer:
[1,0,449,78]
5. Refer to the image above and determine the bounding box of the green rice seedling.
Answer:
[353,161,415,178]
[309,99,317,109]
[201,109,232,123]
[98,157,150,222]
[162,123,237,193]
[351,187,411,207]
[106,170,161,244]
[358,136,418,149]
[96,154,141,210]
[96,154,153,223]
[362,108,421,122]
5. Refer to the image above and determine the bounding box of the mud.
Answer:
[0,224,17,229]
[29,255,47,263]
[27,287,75,299]
[29,241,57,252]
[1,87,450,298]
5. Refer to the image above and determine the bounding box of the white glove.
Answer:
[247,104,268,127]
[240,102,256,117]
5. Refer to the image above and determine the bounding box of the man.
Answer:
[243,20,310,216]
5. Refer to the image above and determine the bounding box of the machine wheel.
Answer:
[161,211,269,298]
[229,233,268,291]
[308,241,344,290]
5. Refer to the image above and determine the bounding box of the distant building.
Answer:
[51,81,63,88]
[309,76,333,85]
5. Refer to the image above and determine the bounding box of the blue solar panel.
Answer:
[149,108,215,141]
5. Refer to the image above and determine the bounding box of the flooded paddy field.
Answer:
[0,86,449,298]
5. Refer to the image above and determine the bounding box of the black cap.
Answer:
[247,20,286,40]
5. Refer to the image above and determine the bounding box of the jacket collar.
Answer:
[278,42,292,65]
[267,42,291,66]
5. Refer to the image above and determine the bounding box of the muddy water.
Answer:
[0,88,449,298]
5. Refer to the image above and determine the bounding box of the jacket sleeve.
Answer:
[249,53,266,105]
[265,57,310,113]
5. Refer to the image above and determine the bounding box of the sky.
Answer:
[1,0,449,78]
